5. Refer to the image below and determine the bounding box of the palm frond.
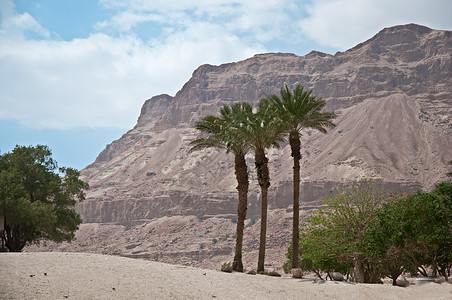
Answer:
[190,103,254,156]
[264,84,337,137]
[189,136,226,153]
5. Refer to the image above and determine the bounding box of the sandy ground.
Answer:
[1,252,451,300]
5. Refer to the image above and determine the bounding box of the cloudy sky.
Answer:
[1,0,451,170]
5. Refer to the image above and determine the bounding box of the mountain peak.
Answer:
[379,23,433,35]
[348,23,434,53]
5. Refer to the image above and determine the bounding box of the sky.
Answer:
[1,0,451,170]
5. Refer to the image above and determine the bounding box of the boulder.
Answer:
[268,268,281,277]
[291,268,303,278]
[246,268,256,275]
[220,261,233,273]
[396,276,409,287]
[330,272,344,281]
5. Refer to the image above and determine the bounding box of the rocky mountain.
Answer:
[31,24,452,272]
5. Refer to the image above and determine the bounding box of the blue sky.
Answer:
[1,0,451,170]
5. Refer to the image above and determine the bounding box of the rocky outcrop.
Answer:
[150,24,451,132]
[135,94,173,129]
[91,94,173,164]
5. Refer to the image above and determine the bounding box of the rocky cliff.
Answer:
[33,24,452,271]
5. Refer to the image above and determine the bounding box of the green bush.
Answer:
[284,180,452,284]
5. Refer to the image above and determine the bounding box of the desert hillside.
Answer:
[27,24,452,271]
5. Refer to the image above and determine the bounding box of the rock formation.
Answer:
[31,24,452,271]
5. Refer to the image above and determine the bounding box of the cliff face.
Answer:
[152,24,451,129]
[41,24,452,270]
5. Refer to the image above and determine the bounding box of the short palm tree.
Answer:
[233,101,287,272]
[264,85,337,271]
[189,103,252,272]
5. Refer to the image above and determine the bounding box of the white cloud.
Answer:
[0,0,50,39]
[300,0,452,50]
[0,2,265,129]
[0,0,304,130]
[3,0,450,131]
[95,11,165,32]
[98,0,300,42]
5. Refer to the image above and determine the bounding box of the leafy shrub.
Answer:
[284,180,452,284]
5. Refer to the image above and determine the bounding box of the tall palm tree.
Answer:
[264,85,337,271]
[189,103,252,272]
[233,101,287,272]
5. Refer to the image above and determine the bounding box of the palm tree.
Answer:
[264,85,337,271]
[189,103,252,272]
[233,101,287,272]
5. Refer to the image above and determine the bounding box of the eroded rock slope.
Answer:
[33,24,452,271]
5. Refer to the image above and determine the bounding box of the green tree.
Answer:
[289,180,452,284]
[0,145,88,252]
[368,182,452,281]
[264,85,336,270]
[293,180,391,283]
[365,202,416,285]
[282,240,350,280]
[430,182,452,280]
[234,101,286,272]
[190,103,252,272]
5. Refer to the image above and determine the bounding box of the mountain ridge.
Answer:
[33,24,452,271]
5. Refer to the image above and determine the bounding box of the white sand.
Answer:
[1,252,451,300]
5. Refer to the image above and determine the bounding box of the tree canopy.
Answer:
[366,181,452,281]
[296,179,391,283]
[0,145,88,252]
[286,180,452,283]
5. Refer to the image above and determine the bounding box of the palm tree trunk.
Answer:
[255,147,270,272]
[257,187,268,273]
[290,135,301,269]
[233,153,249,272]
